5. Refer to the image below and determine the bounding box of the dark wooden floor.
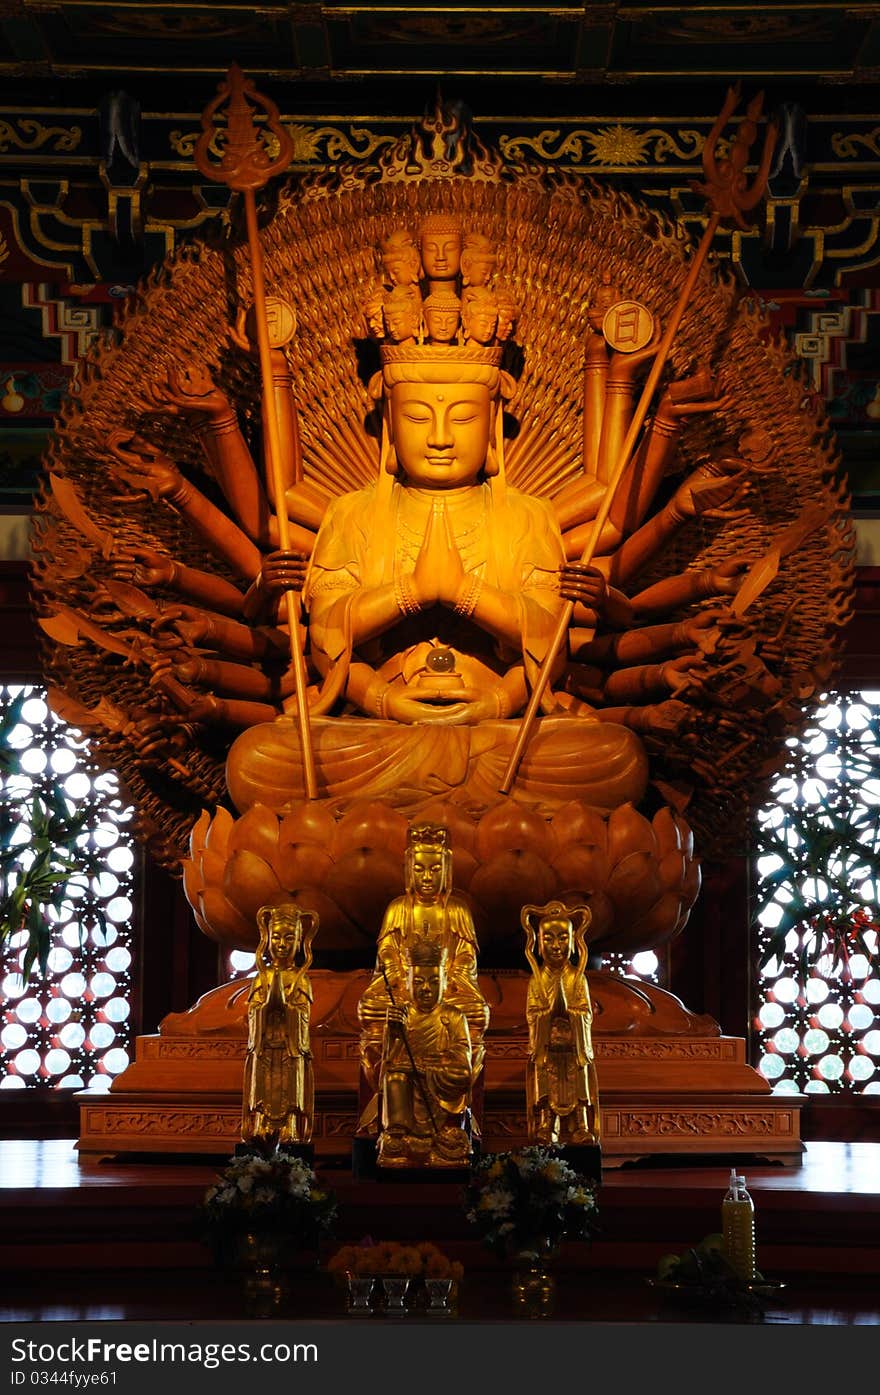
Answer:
[2,1140,879,1323]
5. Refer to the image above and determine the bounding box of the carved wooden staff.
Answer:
[500,84,777,795]
[195,64,317,799]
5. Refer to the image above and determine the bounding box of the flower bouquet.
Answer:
[463,1146,598,1261]
[200,1150,337,1269]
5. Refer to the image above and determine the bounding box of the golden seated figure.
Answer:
[376,939,474,1169]
[358,823,489,1093]
[226,213,648,821]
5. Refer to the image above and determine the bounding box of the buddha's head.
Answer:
[405,823,451,901]
[406,939,448,1012]
[418,213,462,283]
[383,285,421,343]
[381,228,421,287]
[460,232,496,288]
[537,912,574,968]
[462,286,498,346]
[422,289,461,345]
[383,347,505,489]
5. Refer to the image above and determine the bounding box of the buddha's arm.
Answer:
[107,434,264,582]
[576,614,718,668]
[112,547,246,617]
[629,559,749,616]
[605,468,745,588]
[152,604,289,662]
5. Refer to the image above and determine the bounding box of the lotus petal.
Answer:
[550,843,608,895]
[223,848,285,922]
[607,849,662,918]
[470,850,556,931]
[416,800,478,855]
[204,805,233,856]
[333,801,409,859]
[550,802,608,853]
[658,849,686,893]
[626,892,686,951]
[188,808,212,858]
[652,805,683,858]
[584,890,614,943]
[227,802,282,863]
[449,846,479,891]
[199,886,259,948]
[475,804,555,863]
[271,841,335,890]
[325,848,404,937]
[608,803,656,863]
[279,802,337,849]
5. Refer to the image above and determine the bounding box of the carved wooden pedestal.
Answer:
[78,970,803,1165]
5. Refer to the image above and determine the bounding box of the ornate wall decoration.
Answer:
[169,122,397,167]
[0,119,82,154]
[499,125,704,170]
[832,127,880,160]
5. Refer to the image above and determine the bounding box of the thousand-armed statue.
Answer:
[32,74,854,972]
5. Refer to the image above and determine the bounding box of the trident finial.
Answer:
[195,62,293,191]
[693,82,779,230]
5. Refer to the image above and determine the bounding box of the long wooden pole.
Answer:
[499,212,720,795]
[242,191,318,798]
[195,65,317,799]
[500,83,778,796]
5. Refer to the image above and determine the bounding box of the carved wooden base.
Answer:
[78,970,804,1165]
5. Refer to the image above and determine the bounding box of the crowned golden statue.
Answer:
[522,900,600,1148]
[242,902,317,1147]
[357,823,489,1087]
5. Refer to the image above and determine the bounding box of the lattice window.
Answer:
[0,685,135,1092]
[753,691,880,1095]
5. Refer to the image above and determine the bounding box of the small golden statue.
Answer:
[358,823,489,1089]
[241,902,317,1147]
[522,899,600,1148]
[377,939,473,1168]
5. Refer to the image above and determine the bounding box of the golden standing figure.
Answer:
[358,824,489,1097]
[377,940,473,1169]
[242,903,317,1147]
[522,900,600,1147]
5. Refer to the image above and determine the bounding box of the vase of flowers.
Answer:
[463,1146,598,1318]
[200,1150,337,1310]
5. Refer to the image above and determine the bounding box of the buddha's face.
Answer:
[538,917,573,968]
[384,299,419,342]
[423,303,460,344]
[420,230,462,281]
[463,299,497,345]
[391,382,492,489]
[410,846,445,899]
[382,236,420,286]
[268,919,299,964]
[461,248,496,287]
[409,963,444,1012]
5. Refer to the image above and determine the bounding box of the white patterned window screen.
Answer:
[753,691,880,1095]
[0,685,135,1092]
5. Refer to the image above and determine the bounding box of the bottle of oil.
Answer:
[721,1168,756,1281]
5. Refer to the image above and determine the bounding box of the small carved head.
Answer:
[460,232,497,288]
